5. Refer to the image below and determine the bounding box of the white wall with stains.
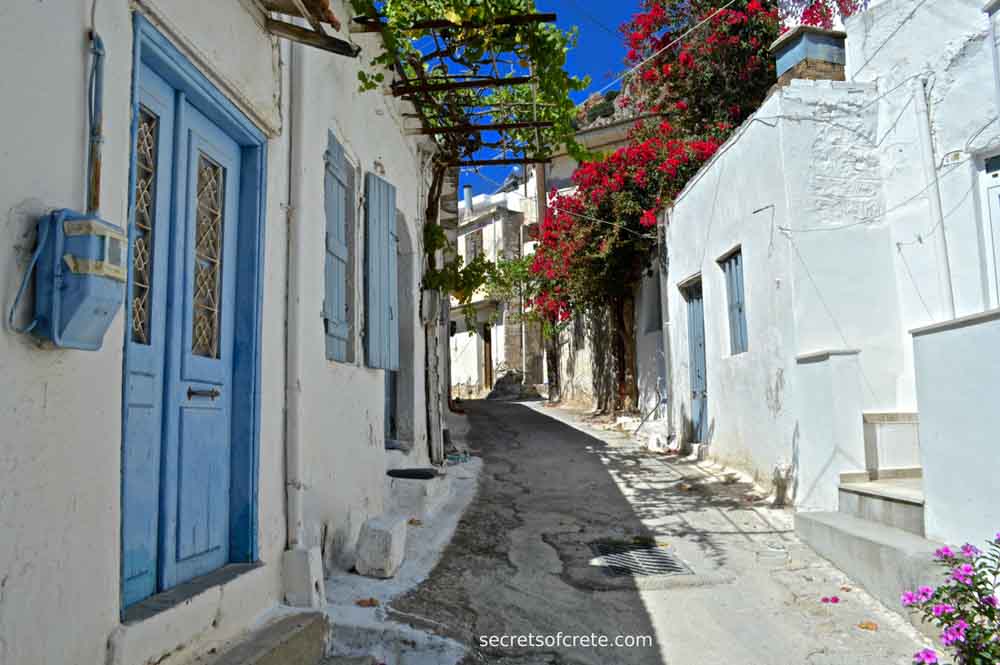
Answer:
[657,0,1000,513]
[0,0,433,663]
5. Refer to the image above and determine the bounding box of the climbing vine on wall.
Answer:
[349,0,586,307]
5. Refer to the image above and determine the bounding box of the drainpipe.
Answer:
[284,42,307,549]
[912,77,956,320]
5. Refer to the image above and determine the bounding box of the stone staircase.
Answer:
[796,412,942,624]
[200,613,377,665]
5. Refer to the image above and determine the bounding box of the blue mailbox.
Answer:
[10,209,126,350]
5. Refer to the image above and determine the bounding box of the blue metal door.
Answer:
[123,76,241,605]
[686,282,708,442]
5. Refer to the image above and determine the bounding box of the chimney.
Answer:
[463,184,474,219]
[769,26,846,89]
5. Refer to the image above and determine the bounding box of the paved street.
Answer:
[391,400,927,665]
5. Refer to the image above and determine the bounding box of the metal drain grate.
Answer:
[589,541,692,578]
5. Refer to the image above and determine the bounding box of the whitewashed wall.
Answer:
[0,2,287,664]
[289,14,434,574]
[662,77,909,502]
[847,0,1000,347]
[913,312,1000,545]
[0,0,433,662]
[664,89,801,488]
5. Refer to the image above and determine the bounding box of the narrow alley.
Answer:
[391,401,925,665]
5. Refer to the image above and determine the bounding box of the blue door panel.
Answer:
[176,408,229,563]
[160,100,240,589]
[686,284,707,442]
[122,63,176,608]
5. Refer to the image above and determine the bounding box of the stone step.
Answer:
[205,613,329,665]
[795,511,942,628]
[838,477,924,536]
[321,657,378,665]
[385,472,451,521]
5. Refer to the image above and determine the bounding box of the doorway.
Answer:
[684,281,707,443]
[121,16,266,610]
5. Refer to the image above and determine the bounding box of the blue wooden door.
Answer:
[122,64,175,607]
[160,101,241,588]
[686,283,708,442]
[123,80,241,605]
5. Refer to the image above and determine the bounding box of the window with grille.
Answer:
[719,249,748,355]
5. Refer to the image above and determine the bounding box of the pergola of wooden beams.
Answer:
[349,10,558,168]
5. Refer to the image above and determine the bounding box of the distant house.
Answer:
[0,2,449,663]
[450,177,545,396]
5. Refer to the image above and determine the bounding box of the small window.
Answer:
[642,271,663,334]
[719,249,748,355]
[465,229,484,261]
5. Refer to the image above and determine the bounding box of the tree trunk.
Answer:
[611,295,639,413]
[546,334,561,403]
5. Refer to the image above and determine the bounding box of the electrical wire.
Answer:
[595,0,739,96]
[467,167,656,239]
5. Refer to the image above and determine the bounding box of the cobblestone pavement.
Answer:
[390,400,928,665]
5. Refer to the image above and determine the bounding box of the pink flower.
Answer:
[982,595,998,608]
[913,649,938,664]
[932,603,955,617]
[917,586,935,602]
[995,532,1000,544]
[951,563,974,585]
[901,591,919,606]
[940,619,969,646]
[821,596,840,604]
[934,546,955,560]
[961,543,981,558]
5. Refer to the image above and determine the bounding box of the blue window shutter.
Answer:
[365,173,397,369]
[388,214,400,371]
[721,251,748,355]
[323,132,350,361]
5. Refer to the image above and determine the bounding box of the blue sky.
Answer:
[461,0,642,194]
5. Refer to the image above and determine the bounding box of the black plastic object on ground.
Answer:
[386,468,438,480]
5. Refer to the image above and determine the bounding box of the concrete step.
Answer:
[321,657,378,665]
[796,511,942,625]
[206,612,329,665]
[838,477,924,536]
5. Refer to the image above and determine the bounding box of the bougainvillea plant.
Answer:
[781,0,867,29]
[523,0,781,409]
[900,532,1000,664]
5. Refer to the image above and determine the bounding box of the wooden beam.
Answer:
[449,157,550,167]
[391,76,532,96]
[405,121,554,136]
[262,0,342,31]
[351,13,557,34]
[266,18,361,57]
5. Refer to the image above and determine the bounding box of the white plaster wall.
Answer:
[778,80,907,413]
[0,2,287,663]
[794,353,867,511]
[636,271,666,417]
[450,327,482,390]
[846,0,1000,399]
[664,91,801,486]
[290,7,434,571]
[913,312,1000,546]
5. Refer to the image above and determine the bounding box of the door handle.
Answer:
[187,387,221,401]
